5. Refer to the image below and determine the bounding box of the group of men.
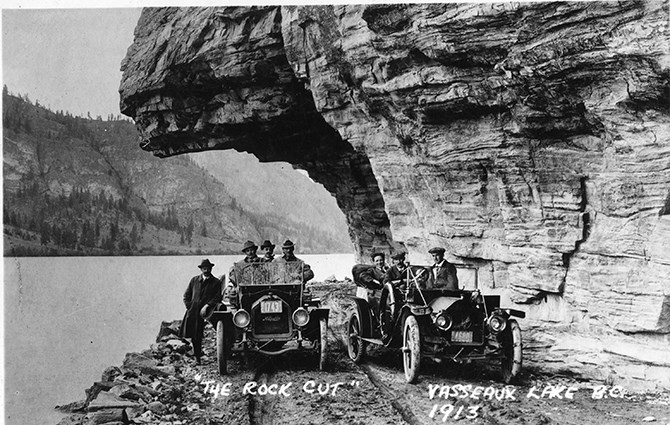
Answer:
[359,247,459,291]
[179,239,312,363]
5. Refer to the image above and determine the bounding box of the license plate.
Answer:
[261,300,282,314]
[451,331,473,343]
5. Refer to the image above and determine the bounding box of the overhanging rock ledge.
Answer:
[120,3,670,388]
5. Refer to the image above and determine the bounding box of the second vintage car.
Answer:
[207,261,329,375]
[347,264,524,383]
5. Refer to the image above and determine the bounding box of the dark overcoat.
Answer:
[356,265,387,290]
[179,274,223,339]
[384,265,410,287]
[428,261,459,290]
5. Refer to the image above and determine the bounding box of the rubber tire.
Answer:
[403,315,421,383]
[319,317,328,371]
[216,320,227,375]
[500,319,522,384]
[347,312,366,364]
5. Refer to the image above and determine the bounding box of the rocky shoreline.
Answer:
[56,320,222,425]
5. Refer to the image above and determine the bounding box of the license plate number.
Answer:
[261,300,282,314]
[451,331,473,343]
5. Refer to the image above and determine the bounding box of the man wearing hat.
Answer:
[228,240,262,286]
[359,252,388,290]
[180,259,223,364]
[276,239,314,282]
[358,252,388,313]
[384,252,410,289]
[260,240,275,262]
[428,247,459,290]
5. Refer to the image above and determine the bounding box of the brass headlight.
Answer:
[292,308,310,327]
[487,314,506,334]
[233,310,251,328]
[434,313,452,331]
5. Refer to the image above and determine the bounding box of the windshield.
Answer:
[232,262,306,285]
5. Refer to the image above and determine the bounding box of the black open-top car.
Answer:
[347,265,524,383]
[208,262,329,374]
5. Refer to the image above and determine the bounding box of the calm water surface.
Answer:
[4,254,354,425]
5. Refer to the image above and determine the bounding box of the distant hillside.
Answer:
[190,151,351,250]
[2,89,352,256]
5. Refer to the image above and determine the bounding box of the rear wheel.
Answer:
[500,319,522,383]
[347,312,366,364]
[402,315,421,383]
[216,321,227,375]
[319,317,328,371]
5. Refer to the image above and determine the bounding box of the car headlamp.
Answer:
[434,313,452,331]
[292,308,310,327]
[233,310,251,328]
[487,314,506,334]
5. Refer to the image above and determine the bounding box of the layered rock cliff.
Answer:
[120,3,670,387]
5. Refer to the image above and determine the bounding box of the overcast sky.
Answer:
[2,8,142,118]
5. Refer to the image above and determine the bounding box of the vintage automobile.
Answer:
[208,261,329,375]
[347,264,524,383]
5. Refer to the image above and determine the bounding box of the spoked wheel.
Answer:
[500,319,522,383]
[347,311,366,364]
[319,317,328,371]
[402,315,421,383]
[216,320,227,375]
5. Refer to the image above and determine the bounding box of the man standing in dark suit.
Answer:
[180,259,223,364]
[428,247,459,290]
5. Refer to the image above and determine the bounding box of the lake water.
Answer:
[4,254,355,425]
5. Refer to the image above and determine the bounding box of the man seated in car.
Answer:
[384,251,410,290]
[260,239,276,262]
[228,240,262,287]
[358,251,388,313]
[276,239,314,282]
[427,246,459,290]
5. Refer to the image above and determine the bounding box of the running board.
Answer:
[360,337,384,345]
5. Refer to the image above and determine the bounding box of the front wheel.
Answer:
[319,317,328,371]
[347,311,366,364]
[402,315,421,383]
[216,321,227,375]
[500,319,522,383]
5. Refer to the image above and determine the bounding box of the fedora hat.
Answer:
[370,251,385,260]
[198,259,215,268]
[281,239,295,249]
[391,252,406,260]
[428,247,446,255]
[241,240,258,252]
[260,240,275,249]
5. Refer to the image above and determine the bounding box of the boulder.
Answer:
[87,391,140,412]
[155,320,181,342]
[146,401,168,415]
[82,408,127,425]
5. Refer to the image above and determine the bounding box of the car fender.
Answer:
[209,310,235,349]
[308,308,330,323]
[350,297,374,338]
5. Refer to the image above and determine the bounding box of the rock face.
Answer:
[120,3,670,386]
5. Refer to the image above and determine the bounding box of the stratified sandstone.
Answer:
[120,3,670,387]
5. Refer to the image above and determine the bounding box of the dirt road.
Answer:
[182,282,669,425]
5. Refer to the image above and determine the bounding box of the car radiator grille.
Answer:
[253,308,290,335]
